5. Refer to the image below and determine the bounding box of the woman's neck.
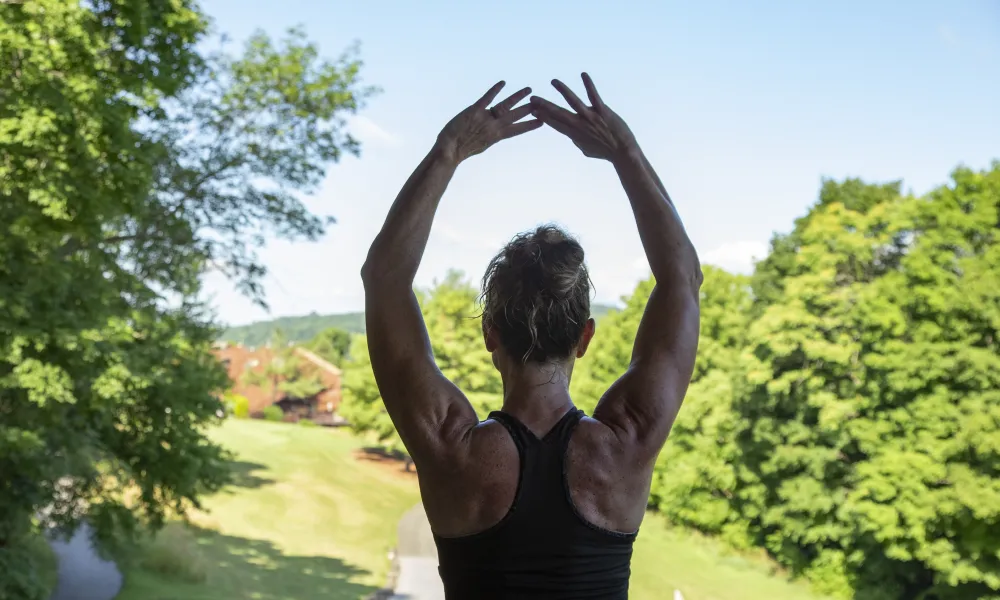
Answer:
[499,360,577,436]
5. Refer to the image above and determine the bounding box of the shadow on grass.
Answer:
[224,460,276,490]
[356,447,415,472]
[132,524,380,600]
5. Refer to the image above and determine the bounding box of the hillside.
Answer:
[222,312,366,345]
[222,303,620,345]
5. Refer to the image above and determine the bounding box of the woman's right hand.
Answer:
[529,73,638,161]
[435,81,542,163]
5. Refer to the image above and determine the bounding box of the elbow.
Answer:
[361,235,390,286]
[360,257,374,285]
[360,251,409,289]
[360,258,383,288]
[652,252,702,290]
[360,246,382,286]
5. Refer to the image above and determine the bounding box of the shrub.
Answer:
[224,392,250,419]
[298,418,318,428]
[262,405,284,422]
[139,525,207,584]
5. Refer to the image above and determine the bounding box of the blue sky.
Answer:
[199,0,1000,326]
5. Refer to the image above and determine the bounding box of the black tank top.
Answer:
[433,408,638,599]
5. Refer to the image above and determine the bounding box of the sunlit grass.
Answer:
[116,419,420,599]
[631,513,832,600]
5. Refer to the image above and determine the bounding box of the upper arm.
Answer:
[363,281,479,464]
[592,271,701,457]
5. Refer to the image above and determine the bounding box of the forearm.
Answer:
[361,145,459,284]
[612,146,700,283]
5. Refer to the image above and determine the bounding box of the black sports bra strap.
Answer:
[544,408,584,449]
[487,410,533,451]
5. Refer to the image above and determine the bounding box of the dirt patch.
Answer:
[352,446,418,480]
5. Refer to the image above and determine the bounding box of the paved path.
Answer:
[392,504,444,600]
[47,524,122,600]
[393,557,445,600]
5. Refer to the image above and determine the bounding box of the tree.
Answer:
[307,327,353,366]
[130,26,377,304]
[423,271,502,405]
[0,2,375,594]
[733,168,1000,599]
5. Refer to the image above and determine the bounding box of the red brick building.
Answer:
[215,343,342,422]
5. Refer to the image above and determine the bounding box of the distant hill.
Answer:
[221,303,619,346]
[222,312,366,346]
[590,303,618,321]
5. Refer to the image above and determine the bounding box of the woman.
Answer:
[362,74,702,599]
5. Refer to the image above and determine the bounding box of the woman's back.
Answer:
[428,409,636,600]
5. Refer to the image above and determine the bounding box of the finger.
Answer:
[500,118,543,140]
[551,79,588,114]
[503,103,534,124]
[475,81,506,109]
[534,111,577,139]
[529,96,577,125]
[494,87,532,112]
[581,72,604,108]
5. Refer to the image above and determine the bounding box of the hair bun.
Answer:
[536,239,585,299]
[480,224,592,363]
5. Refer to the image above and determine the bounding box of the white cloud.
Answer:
[702,240,768,274]
[630,255,650,274]
[351,115,402,148]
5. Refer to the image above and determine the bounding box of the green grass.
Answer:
[118,418,828,600]
[116,419,420,599]
[631,513,831,600]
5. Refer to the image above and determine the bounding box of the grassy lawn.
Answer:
[116,419,420,600]
[118,418,828,600]
[631,513,830,600]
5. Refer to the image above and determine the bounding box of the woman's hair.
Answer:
[480,225,592,364]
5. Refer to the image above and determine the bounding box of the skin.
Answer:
[361,74,702,538]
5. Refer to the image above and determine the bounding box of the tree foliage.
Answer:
[0,2,375,592]
[729,168,1000,599]
[306,327,353,367]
